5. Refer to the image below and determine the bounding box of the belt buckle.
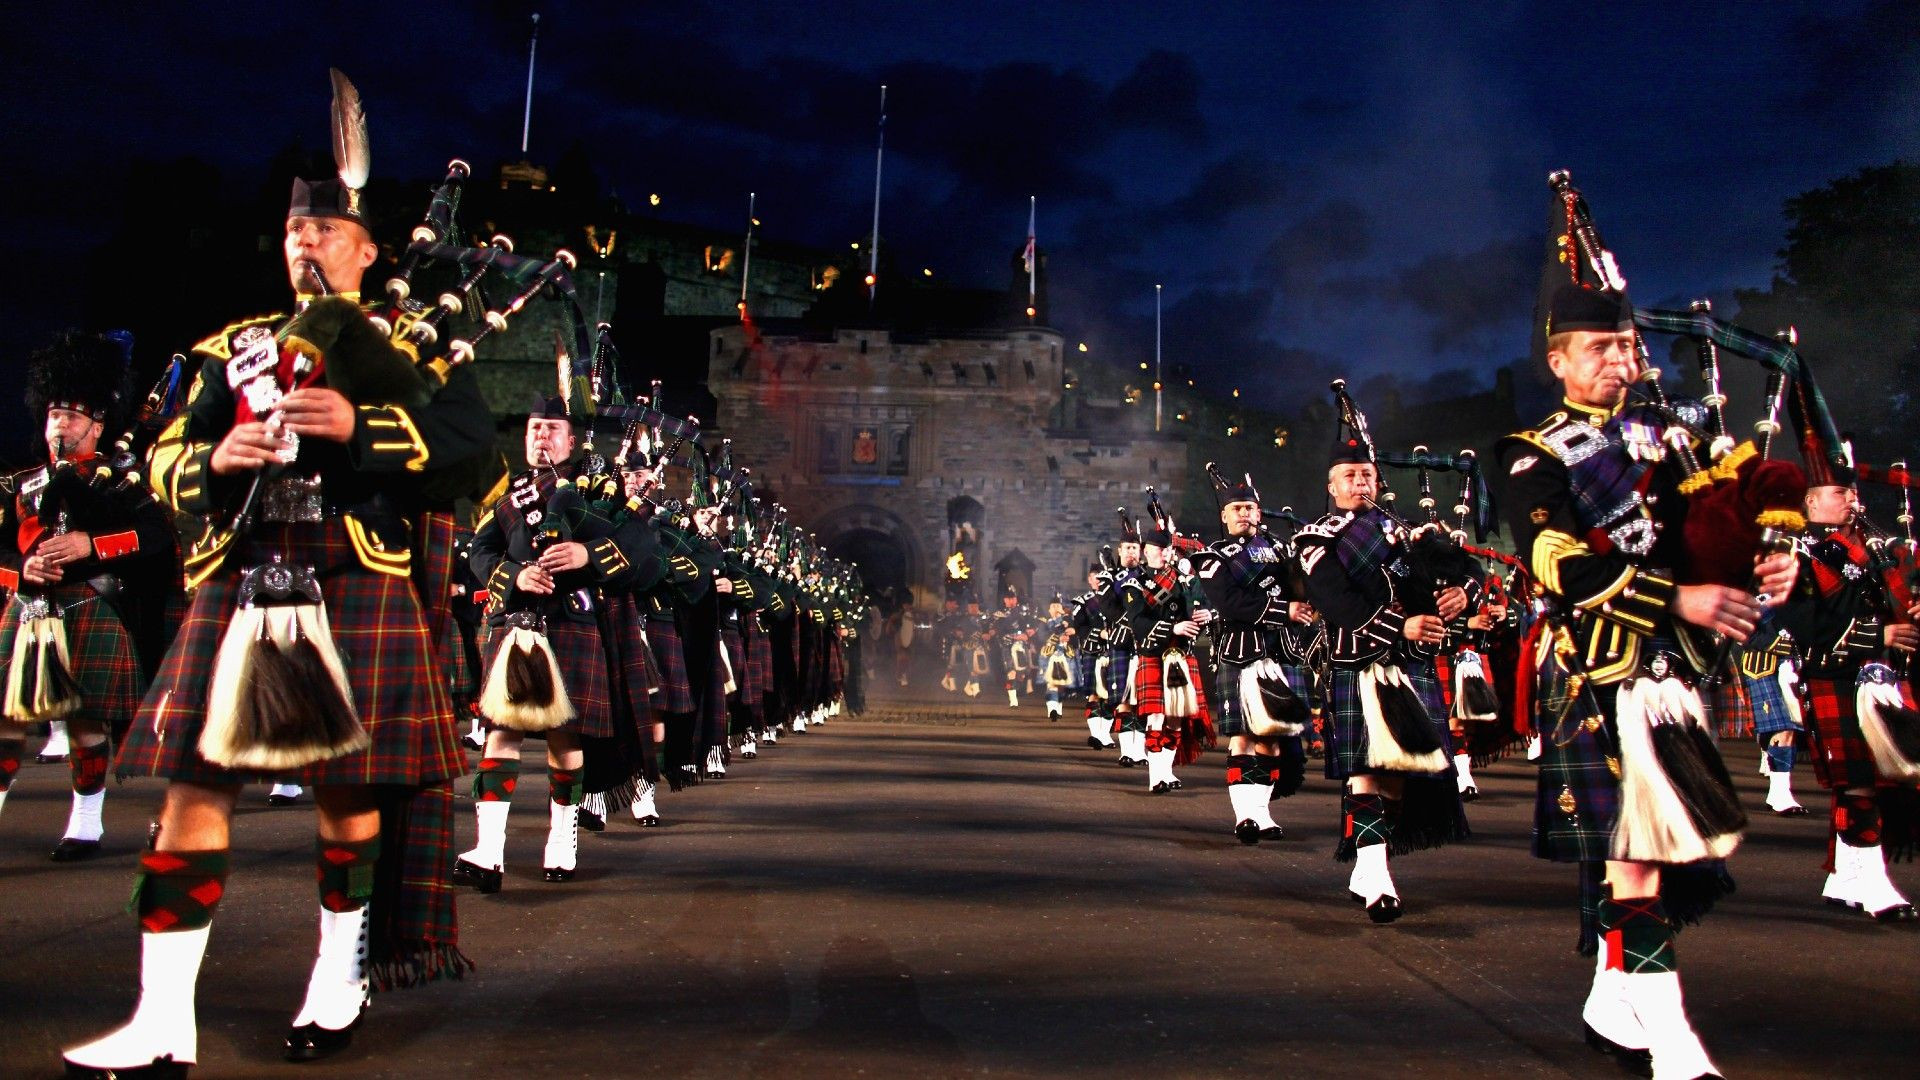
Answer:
[261,475,324,524]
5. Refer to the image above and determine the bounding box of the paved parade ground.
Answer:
[0,694,1911,1078]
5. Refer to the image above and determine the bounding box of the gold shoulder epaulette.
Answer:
[1506,410,1572,456]
[192,313,285,360]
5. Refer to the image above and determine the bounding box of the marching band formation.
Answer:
[0,72,1911,1080]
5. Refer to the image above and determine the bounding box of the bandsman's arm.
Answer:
[468,506,522,615]
[348,365,496,474]
[146,356,240,517]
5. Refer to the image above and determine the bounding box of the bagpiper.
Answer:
[459,380,642,891]
[1298,384,1469,925]
[0,331,179,862]
[1191,466,1316,844]
[1499,173,1799,1079]
[1067,569,1118,748]
[68,72,488,1075]
[1121,500,1213,793]
[1777,443,1918,921]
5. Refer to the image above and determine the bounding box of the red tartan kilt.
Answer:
[1129,651,1210,720]
[0,583,143,728]
[1805,676,1882,790]
[646,612,693,714]
[1709,677,1756,740]
[411,512,457,663]
[478,616,613,737]
[116,521,463,786]
[605,593,659,699]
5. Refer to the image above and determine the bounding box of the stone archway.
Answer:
[817,504,923,607]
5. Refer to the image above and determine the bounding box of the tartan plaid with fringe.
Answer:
[477,616,613,737]
[646,610,693,714]
[1323,659,1449,780]
[369,780,471,990]
[117,520,464,787]
[604,592,658,701]
[0,582,143,731]
[1806,675,1883,790]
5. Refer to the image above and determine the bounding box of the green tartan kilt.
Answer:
[0,582,143,731]
[1532,678,1623,864]
[116,521,464,787]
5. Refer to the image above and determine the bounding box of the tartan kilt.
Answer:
[647,611,693,714]
[722,624,746,698]
[0,583,143,731]
[1129,649,1209,721]
[478,615,613,737]
[604,593,658,701]
[1532,679,1621,864]
[1212,656,1309,739]
[744,618,771,709]
[1708,676,1755,740]
[1806,675,1882,790]
[117,521,463,787]
[1324,658,1449,780]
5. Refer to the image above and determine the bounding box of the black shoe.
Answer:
[37,752,68,765]
[1773,805,1809,817]
[1365,894,1403,924]
[1582,1021,1654,1077]
[1868,902,1919,922]
[636,814,661,828]
[267,793,298,807]
[1259,826,1286,841]
[49,838,102,863]
[1118,756,1136,768]
[1168,779,1183,790]
[1460,786,1479,803]
[741,750,758,759]
[543,866,576,882]
[451,858,502,893]
[64,1057,190,1079]
[285,1013,361,1062]
[460,732,485,752]
[1234,820,1261,845]
[1151,781,1173,794]
[578,809,605,833]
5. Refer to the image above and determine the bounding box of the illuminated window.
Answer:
[704,246,735,275]
[813,266,840,291]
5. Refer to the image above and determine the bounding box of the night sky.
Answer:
[3,0,1916,420]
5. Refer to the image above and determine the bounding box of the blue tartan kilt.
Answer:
[1213,657,1311,739]
[1074,651,1099,695]
[1324,658,1450,780]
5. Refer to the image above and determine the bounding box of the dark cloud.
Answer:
[1373,237,1535,353]
[1108,50,1206,141]
[1162,154,1295,228]
[1786,0,1920,121]
[1259,199,1372,290]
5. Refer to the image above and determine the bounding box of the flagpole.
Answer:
[740,191,755,319]
[520,13,540,155]
[1154,284,1163,433]
[1026,195,1037,320]
[867,85,887,307]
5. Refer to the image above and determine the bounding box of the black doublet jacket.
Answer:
[0,456,180,678]
[469,464,639,628]
[1193,532,1304,666]
[1497,398,1689,684]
